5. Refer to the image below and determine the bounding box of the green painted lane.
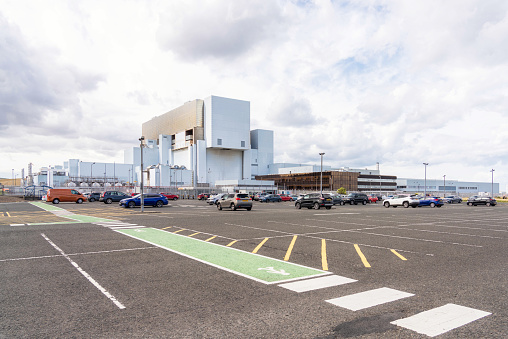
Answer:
[118,228,330,284]
[29,201,117,223]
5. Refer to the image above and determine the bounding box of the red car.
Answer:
[279,194,293,202]
[368,196,378,203]
[159,192,179,200]
[197,193,211,200]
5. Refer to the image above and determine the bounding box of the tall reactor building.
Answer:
[125,95,274,189]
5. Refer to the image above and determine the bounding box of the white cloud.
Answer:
[1,0,507,190]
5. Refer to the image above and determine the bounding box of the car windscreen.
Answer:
[237,194,249,198]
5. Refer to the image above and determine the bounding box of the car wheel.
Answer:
[106,198,113,204]
[411,205,417,208]
[430,202,436,208]
[246,207,252,211]
[89,198,95,202]
[217,203,222,210]
[486,202,491,207]
[384,202,390,208]
[467,202,472,206]
[128,201,135,208]
[156,200,163,208]
[325,206,331,210]
[362,200,367,205]
[437,205,442,208]
[340,201,345,205]
[403,201,409,208]
[52,198,60,204]
[231,203,237,211]
[350,201,354,205]
[77,198,83,204]
[295,202,301,209]
[313,202,320,210]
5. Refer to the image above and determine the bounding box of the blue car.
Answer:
[418,196,444,208]
[119,194,168,208]
[260,194,282,202]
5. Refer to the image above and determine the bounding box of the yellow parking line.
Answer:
[391,249,407,261]
[354,244,371,268]
[173,229,186,234]
[189,232,200,237]
[253,238,269,254]
[6,212,11,217]
[205,236,217,242]
[226,240,237,247]
[284,235,297,261]
[161,226,173,230]
[321,239,328,271]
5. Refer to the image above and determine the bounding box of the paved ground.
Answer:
[0,199,506,338]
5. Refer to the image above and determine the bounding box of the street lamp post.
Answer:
[423,163,429,197]
[443,175,446,197]
[139,136,145,212]
[490,169,495,197]
[319,153,325,194]
[91,162,95,185]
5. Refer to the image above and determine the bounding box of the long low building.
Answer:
[255,170,397,193]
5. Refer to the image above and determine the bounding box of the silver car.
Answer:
[217,193,252,211]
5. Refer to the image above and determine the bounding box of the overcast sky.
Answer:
[1,0,507,190]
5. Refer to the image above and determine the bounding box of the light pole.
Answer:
[490,169,495,197]
[139,136,145,212]
[443,175,446,197]
[319,153,325,194]
[91,162,95,185]
[423,163,429,197]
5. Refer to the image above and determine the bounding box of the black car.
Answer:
[295,193,333,210]
[330,194,344,205]
[99,191,131,204]
[467,196,497,206]
[342,192,369,205]
[88,192,101,202]
[445,195,462,204]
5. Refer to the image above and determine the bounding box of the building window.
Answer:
[241,141,245,147]
[217,138,222,145]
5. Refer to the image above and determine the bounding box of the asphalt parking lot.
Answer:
[1,199,507,338]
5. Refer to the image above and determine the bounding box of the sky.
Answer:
[1,0,507,191]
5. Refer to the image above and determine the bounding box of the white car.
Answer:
[383,195,420,208]
[207,193,225,205]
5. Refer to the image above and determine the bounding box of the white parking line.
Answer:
[41,233,126,310]
[278,275,357,293]
[326,287,414,311]
[391,303,491,337]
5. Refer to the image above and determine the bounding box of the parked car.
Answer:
[342,192,369,205]
[290,195,299,201]
[87,192,101,202]
[119,194,168,208]
[260,194,282,202]
[207,193,226,205]
[279,194,293,202]
[159,192,179,200]
[370,193,383,202]
[418,196,444,208]
[100,191,131,204]
[45,188,87,204]
[383,195,420,208]
[197,193,211,200]
[295,193,333,210]
[217,193,252,211]
[368,195,378,203]
[444,195,462,204]
[467,196,497,206]
[330,194,344,205]
[254,193,268,201]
